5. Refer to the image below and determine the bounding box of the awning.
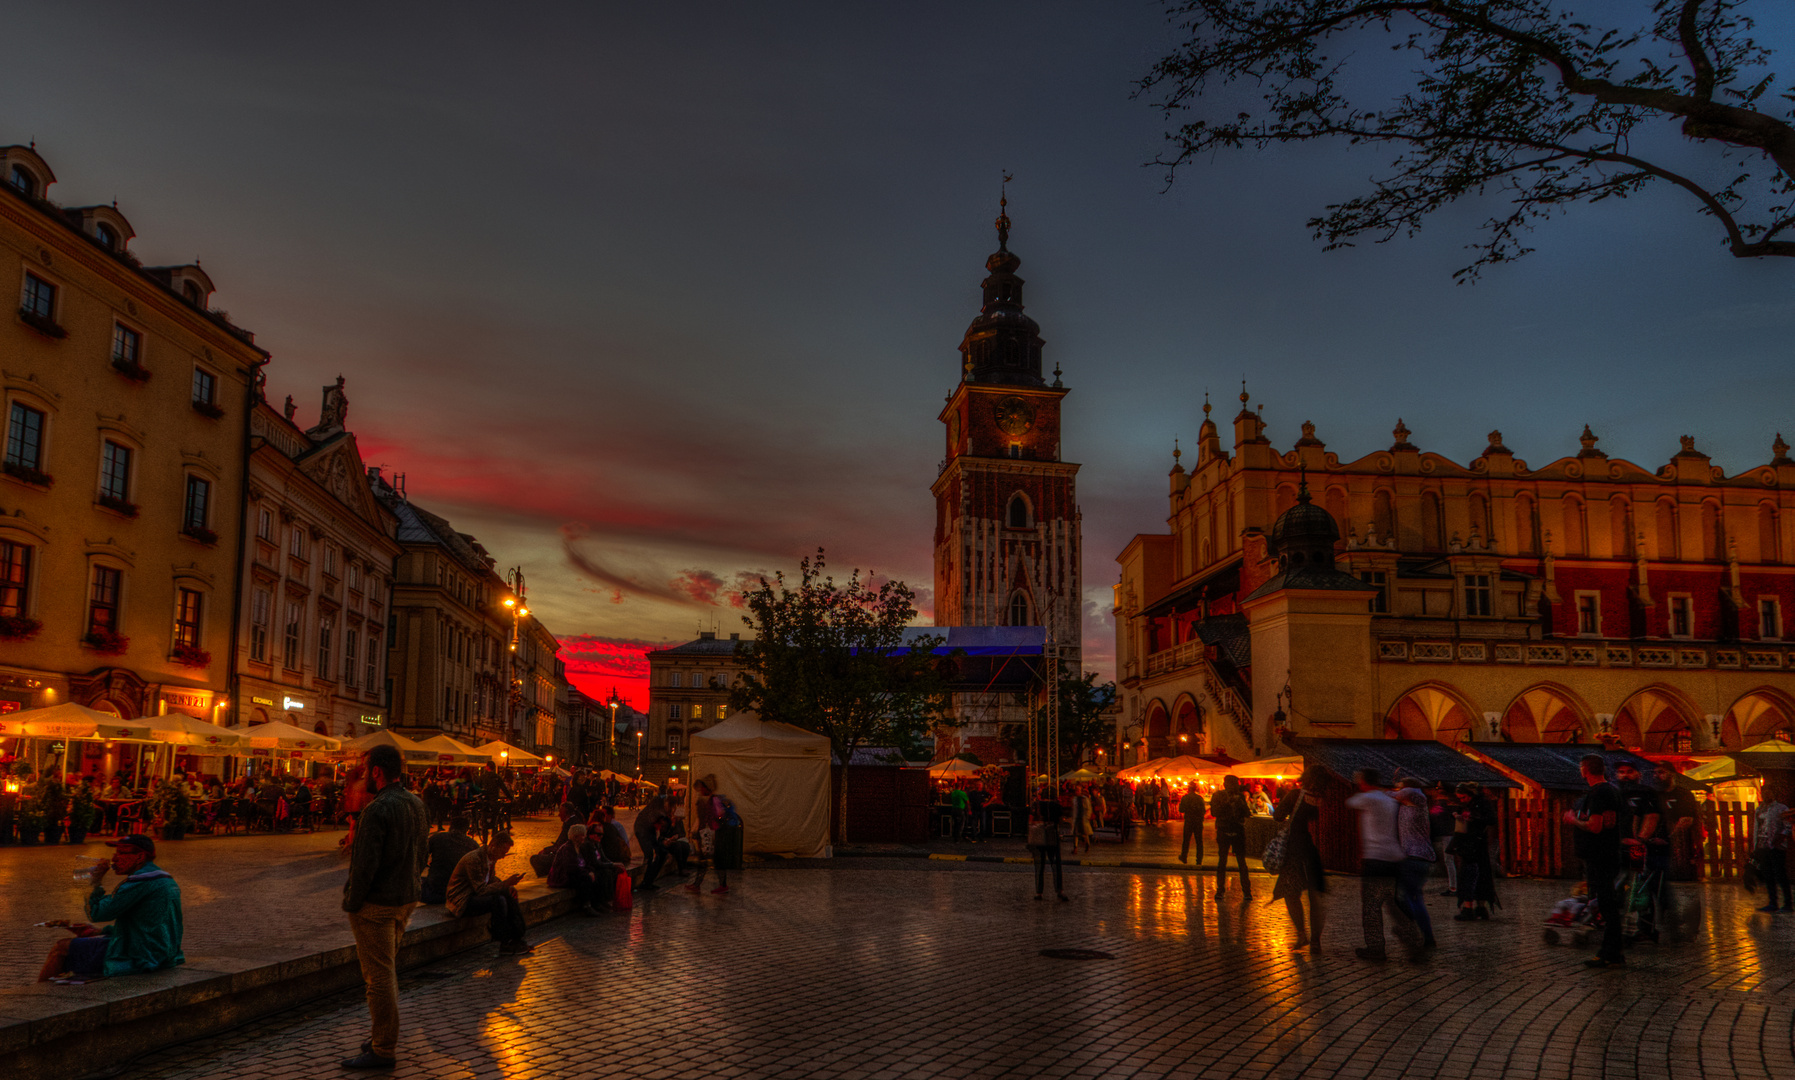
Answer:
[147,713,248,750]
[410,734,488,765]
[341,729,432,763]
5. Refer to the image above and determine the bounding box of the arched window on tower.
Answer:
[1759,503,1780,564]
[1373,489,1394,543]
[1700,501,1724,561]
[1008,492,1031,529]
[1007,591,1032,627]
[1655,500,1679,559]
[1421,491,1444,552]
[1611,498,1634,558]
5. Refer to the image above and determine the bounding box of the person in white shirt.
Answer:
[1344,768,1426,962]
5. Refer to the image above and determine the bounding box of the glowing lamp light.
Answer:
[503,598,516,608]
[1179,734,1189,743]
[500,751,509,760]
[3,779,19,794]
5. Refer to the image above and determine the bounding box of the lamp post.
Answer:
[635,729,643,777]
[606,689,621,768]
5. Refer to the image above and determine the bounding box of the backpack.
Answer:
[721,798,742,829]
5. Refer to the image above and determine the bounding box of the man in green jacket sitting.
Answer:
[37,834,183,981]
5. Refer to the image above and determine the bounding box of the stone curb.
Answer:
[0,870,631,1080]
[822,848,1268,873]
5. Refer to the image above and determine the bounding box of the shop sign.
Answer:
[251,696,276,707]
[164,692,210,710]
[359,714,383,725]
[283,697,305,710]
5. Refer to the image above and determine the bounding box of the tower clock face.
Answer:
[994,396,1035,436]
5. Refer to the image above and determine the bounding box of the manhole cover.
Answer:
[1039,948,1115,961]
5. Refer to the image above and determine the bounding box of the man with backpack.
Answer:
[1211,775,1251,900]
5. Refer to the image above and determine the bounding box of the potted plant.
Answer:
[16,807,43,845]
[0,614,40,641]
[154,779,195,841]
[67,786,99,845]
[171,643,211,668]
[36,776,68,844]
[82,628,130,655]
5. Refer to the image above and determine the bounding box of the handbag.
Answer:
[1261,826,1289,874]
[1026,821,1058,848]
[614,871,633,911]
[529,842,559,878]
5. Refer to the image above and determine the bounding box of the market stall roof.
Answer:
[1060,767,1104,781]
[472,741,543,766]
[1228,756,1305,780]
[147,713,248,749]
[1734,739,1795,770]
[1459,742,1656,794]
[1,702,154,740]
[1292,738,1519,789]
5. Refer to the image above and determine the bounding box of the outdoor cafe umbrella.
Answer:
[244,720,343,752]
[474,741,543,767]
[410,734,487,765]
[1142,754,1229,781]
[341,728,431,763]
[147,713,247,752]
[1228,756,1305,781]
[3,701,154,741]
[928,758,981,778]
[1060,767,1104,781]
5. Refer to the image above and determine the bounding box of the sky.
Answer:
[5,3,1790,709]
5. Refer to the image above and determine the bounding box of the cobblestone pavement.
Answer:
[850,818,1268,870]
[115,861,1795,1080]
[1,814,570,988]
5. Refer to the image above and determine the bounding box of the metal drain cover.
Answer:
[1039,948,1115,961]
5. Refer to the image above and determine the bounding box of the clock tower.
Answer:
[931,199,1082,762]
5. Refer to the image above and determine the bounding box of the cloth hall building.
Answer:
[1114,401,1795,764]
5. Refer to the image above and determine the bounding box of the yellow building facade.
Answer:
[0,145,263,732]
[1115,396,1795,763]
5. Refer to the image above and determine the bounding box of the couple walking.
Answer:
[1273,765,1435,961]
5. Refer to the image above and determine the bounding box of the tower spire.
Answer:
[996,171,1012,251]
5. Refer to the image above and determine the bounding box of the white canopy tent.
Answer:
[689,715,831,859]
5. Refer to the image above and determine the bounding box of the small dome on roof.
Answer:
[1269,476,1340,572]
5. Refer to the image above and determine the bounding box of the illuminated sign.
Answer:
[251,697,276,707]
[283,697,305,710]
[360,714,383,725]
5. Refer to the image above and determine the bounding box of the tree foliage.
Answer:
[1011,669,1118,773]
[730,550,952,837]
[1139,0,1795,277]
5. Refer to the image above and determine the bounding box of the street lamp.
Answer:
[635,729,643,776]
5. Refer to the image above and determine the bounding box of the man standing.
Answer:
[1564,754,1626,969]
[341,744,429,1070]
[1752,787,1792,913]
[1211,776,1251,900]
[1345,769,1425,962]
[1178,783,1206,865]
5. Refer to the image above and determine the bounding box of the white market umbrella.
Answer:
[6,701,154,740]
[411,734,487,765]
[928,758,981,777]
[147,713,248,751]
[341,728,431,763]
[244,720,343,752]
[474,741,544,767]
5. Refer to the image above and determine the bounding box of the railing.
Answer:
[1141,641,1254,743]
[1373,638,1786,672]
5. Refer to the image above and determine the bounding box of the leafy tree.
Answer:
[1139,1,1795,277]
[1010,669,1118,775]
[730,550,952,842]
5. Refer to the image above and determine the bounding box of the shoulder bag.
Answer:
[1261,826,1289,874]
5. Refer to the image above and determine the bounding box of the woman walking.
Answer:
[1029,786,1068,901]
[1070,786,1094,855]
[1451,782,1500,920]
[1272,765,1327,952]
[686,777,736,896]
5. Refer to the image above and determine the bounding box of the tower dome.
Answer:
[1269,475,1339,572]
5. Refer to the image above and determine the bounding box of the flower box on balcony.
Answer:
[18,308,65,339]
[171,644,212,669]
[2,461,52,488]
[0,615,42,641]
[191,400,225,420]
[111,357,152,383]
[82,629,130,656]
[96,494,139,518]
[182,524,219,545]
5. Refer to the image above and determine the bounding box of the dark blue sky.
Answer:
[6,3,1789,700]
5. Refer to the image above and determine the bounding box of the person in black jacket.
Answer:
[1178,784,1207,865]
[1211,775,1252,900]
[341,744,429,1070]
